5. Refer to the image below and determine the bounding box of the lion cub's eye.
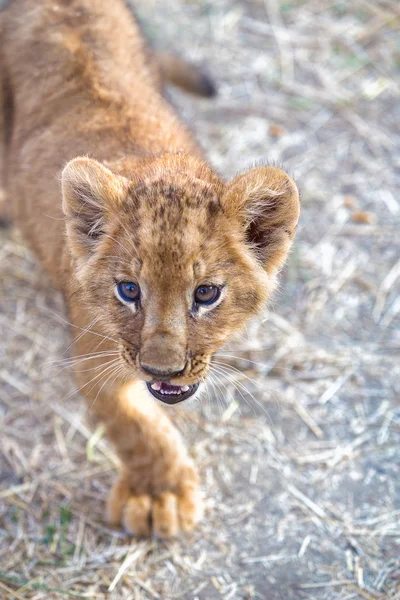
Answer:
[194,285,221,306]
[117,282,140,303]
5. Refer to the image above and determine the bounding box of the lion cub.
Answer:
[0,0,299,537]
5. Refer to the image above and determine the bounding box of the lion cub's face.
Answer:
[62,154,299,404]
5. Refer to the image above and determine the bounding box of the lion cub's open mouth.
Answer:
[146,381,200,405]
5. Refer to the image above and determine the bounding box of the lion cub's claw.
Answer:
[107,474,203,538]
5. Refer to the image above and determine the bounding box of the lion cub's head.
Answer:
[62,153,299,404]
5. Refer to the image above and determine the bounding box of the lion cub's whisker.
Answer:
[91,364,126,408]
[55,357,121,377]
[212,359,275,391]
[45,350,119,367]
[40,305,119,345]
[62,315,101,355]
[206,372,228,415]
[216,352,296,374]
[209,364,274,421]
[58,359,124,406]
[210,365,260,417]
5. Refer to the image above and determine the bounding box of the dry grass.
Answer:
[1,0,400,598]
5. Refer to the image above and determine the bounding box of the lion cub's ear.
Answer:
[62,157,129,258]
[223,166,300,275]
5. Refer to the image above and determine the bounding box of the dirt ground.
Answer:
[1,0,399,598]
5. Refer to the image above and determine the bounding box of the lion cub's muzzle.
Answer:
[121,334,206,404]
[137,331,202,404]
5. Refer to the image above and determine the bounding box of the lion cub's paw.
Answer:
[107,469,203,538]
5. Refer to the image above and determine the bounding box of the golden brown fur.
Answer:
[0,0,299,537]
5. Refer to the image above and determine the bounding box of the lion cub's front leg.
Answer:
[75,365,202,538]
[106,382,203,537]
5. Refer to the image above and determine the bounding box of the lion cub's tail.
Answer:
[156,52,216,98]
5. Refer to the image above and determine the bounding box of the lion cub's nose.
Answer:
[140,332,186,380]
[140,364,184,380]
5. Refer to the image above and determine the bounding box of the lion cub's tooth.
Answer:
[151,382,162,391]
[181,385,189,392]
